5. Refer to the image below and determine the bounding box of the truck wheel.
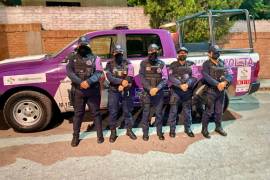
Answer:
[3,91,52,132]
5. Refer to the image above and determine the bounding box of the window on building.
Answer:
[46,1,81,7]
[126,34,163,58]
[89,35,117,59]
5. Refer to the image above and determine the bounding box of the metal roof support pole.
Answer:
[245,9,254,52]
[208,10,215,46]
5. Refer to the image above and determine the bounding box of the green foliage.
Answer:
[134,0,243,28]
[240,0,270,19]
[129,0,244,43]
[127,0,146,6]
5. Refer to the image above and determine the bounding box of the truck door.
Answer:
[58,34,118,112]
[89,34,118,109]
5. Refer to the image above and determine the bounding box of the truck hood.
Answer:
[0,54,47,65]
[0,54,49,74]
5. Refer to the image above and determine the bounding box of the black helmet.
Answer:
[148,43,159,52]
[113,44,124,54]
[208,45,221,53]
[78,36,89,46]
[177,46,188,53]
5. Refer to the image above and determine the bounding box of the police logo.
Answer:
[146,66,151,71]
[86,60,92,65]
[157,68,162,73]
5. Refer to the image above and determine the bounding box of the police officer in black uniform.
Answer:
[139,44,168,141]
[66,36,104,146]
[105,45,137,143]
[167,47,197,138]
[201,45,233,138]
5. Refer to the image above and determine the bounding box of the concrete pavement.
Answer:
[0,92,270,180]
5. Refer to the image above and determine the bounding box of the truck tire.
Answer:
[3,91,52,132]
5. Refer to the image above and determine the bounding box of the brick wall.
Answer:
[220,32,270,79]
[41,30,89,53]
[0,6,150,30]
[0,23,41,60]
[230,20,270,33]
[21,0,127,6]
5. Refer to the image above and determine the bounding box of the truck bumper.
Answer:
[248,81,260,94]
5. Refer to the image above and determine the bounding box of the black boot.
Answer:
[97,136,104,144]
[71,134,80,147]
[184,128,195,137]
[201,126,210,139]
[215,127,227,136]
[97,133,104,144]
[169,128,176,138]
[142,132,149,141]
[158,132,165,140]
[109,129,118,143]
[126,128,137,140]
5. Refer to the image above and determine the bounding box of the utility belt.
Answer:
[205,85,227,93]
[145,77,162,87]
[109,84,131,92]
[72,82,100,90]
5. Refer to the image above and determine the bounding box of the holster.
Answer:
[69,85,76,107]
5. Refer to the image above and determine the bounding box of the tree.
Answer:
[240,0,270,19]
[128,0,243,28]
[128,0,244,43]
[127,0,146,6]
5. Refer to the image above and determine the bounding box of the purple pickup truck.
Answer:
[0,9,260,132]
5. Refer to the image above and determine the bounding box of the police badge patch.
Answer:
[86,60,92,65]
[157,68,162,73]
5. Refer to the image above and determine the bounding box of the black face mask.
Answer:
[148,52,158,64]
[178,55,187,61]
[78,45,91,58]
[211,52,220,60]
[115,53,123,65]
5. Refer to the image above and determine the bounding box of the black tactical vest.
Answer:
[107,60,130,91]
[111,61,129,79]
[74,54,96,81]
[172,61,193,83]
[144,61,163,87]
[209,60,226,82]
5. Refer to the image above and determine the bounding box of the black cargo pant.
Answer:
[73,87,103,138]
[141,90,164,136]
[108,89,134,129]
[201,88,225,129]
[167,89,193,132]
